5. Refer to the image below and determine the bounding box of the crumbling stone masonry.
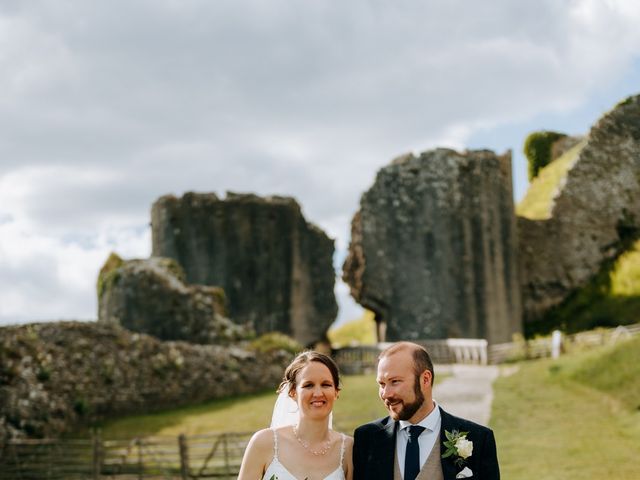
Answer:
[519,94,640,326]
[98,255,248,344]
[151,192,338,346]
[343,149,522,344]
[0,322,290,442]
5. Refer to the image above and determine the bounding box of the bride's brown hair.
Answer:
[277,351,341,395]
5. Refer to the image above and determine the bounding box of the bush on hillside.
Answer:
[523,130,567,180]
[249,332,302,355]
[97,252,124,298]
[328,310,377,347]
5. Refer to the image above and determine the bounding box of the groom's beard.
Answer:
[387,375,425,421]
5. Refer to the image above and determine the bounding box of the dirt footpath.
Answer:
[432,364,501,426]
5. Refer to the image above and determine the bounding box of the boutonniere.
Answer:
[442,430,473,467]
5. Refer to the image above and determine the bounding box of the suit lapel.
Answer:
[439,408,459,480]
[375,417,398,479]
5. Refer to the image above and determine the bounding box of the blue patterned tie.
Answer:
[404,425,426,480]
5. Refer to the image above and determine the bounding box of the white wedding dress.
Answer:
[262,428,346,480]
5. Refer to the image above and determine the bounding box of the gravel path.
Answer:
[432,364,501,426]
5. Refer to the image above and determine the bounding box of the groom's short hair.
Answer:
[379,342,435,386]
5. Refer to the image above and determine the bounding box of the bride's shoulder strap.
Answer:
[271,428,279,460]
[339,433,346,464]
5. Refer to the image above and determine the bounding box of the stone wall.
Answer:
[151,192,337,346]
[343,148,522,344]
[0,322,290,443]
[519,95,640,325]
[98,255,249,344]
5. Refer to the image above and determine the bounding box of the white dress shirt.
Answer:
[395,401,442,479]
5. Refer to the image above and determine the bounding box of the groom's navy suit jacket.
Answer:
[353,407,500,480]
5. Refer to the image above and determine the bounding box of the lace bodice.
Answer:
[262,428,346,480]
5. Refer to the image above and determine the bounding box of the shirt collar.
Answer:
[399,400,440,433]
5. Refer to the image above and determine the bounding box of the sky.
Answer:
[1,0,640,328]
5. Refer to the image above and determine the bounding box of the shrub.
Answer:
[73,398,89,416]
[36,367,51,382]
[97,252,124,298]
[327,310,377,347]
[249,332,302,355]
[523,130,567,180]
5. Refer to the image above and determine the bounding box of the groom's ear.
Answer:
[421,370,433,388]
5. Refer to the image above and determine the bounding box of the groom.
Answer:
[353,342,500,480]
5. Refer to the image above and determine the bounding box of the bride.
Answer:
[238,351,354,480]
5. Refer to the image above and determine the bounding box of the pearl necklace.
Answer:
[292,425,332,456]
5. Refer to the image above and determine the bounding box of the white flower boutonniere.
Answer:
[442,430,473,467]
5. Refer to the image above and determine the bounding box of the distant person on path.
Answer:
[352,342,500,480]
[238,351,354,480]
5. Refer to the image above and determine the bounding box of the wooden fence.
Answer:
[334,338,489,374]
[334,323,640,371]
[487,322,640,364]
[0,432,252,480]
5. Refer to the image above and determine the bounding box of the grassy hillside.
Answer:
[516,140,584,220]
[327,310,377,347]
[492,336,640,479]
[86,370,450,439]
[517,137,640,335]
[85,373,387,439]
[567,334,640,410]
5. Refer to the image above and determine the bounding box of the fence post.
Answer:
[551,330,562,359]
[92,430,102,480]
[46,441,53,480]
[223,433,231,478]
[137,438,143,480]
[179,434,189,480]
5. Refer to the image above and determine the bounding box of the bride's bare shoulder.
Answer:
[238,429,276,479]
[272,425,295,439]
[247,428,276,453]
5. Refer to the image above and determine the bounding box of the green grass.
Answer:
[610,240,640,298]
[332,374,388,434]
[491,337,640,479]
[87,374,387,439]
[567,335,640,410]
[90,372,451,439]
[328,310,377,347]
[516,140,585,220]
[93,390,279,438]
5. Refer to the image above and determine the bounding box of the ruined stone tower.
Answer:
[343,149,522,344]
[151,192,338,346]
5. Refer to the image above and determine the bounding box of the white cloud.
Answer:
[0,215,150,324]
[1,0,640,326]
